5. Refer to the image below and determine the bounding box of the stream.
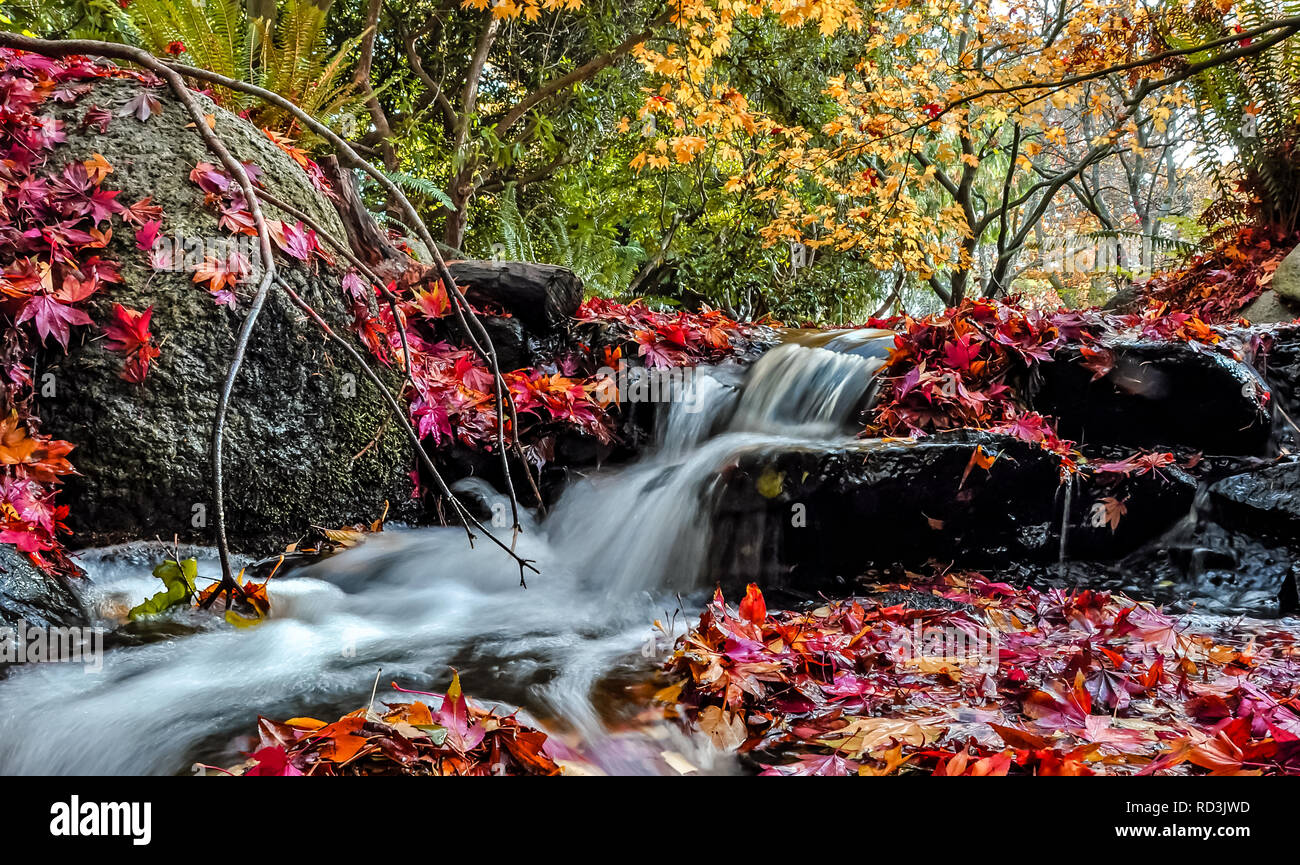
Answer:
[3,330,1290,775]
[0,338,885,775]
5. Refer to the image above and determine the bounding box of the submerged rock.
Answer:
[35,77,415,551]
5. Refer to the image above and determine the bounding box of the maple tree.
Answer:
[621,0,1300,308]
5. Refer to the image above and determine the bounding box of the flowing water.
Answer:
[0,337,886,775]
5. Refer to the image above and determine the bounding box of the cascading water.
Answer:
[0,338,881,775]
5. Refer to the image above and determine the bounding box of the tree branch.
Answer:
[494,7,672,136]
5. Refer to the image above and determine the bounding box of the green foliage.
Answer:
[379,168,455,211]
[3,0,126,40]
[1174,0,1300,233]
[128,558,198,620]
[489,186,645,298]
[116,0,367,135]
[22,0,1274,321]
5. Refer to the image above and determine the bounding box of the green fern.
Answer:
[1172,0,1300,232]
[492,186,645,297]
[1086,229,1194,255]
[117,0,365,137]
[379,169,456,211]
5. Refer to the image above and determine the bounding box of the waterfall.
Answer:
[730,343,880,435]
[548,342,877,596]
[0,339,880,775]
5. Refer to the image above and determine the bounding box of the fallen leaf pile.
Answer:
[1144,224,1300,322]
[663,578,1300,775]
[575,296,769,369]
[0,49,167,574]
[865,297,1259,477]
[227,675,562,776]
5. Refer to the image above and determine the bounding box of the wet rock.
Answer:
[707,431,1196,590]
[1009,502,1299,617]
[481,315,530,371]
[37,77,416,551]
[0,545,85,630]
[448,260,583,336]
[1261,323,1300,423]
[1209,458,1300,537]
[1035,341,1272,454]
[1101,286,1144,314]
[1280,568,1300,616]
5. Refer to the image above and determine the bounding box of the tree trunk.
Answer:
[444,165,474,250]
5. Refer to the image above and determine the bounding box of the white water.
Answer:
[0,342,877,775]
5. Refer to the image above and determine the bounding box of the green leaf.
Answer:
[379,170,455,211]
[128,558,198,620]
[413,724,449,746]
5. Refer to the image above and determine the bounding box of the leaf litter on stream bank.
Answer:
[219,673,568,776]
[221,569,1300,777]
[661,575,1300,775]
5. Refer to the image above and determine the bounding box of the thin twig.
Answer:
[278,277,536,582]
[257,187,546,515]
[0,33,281,589]
[155,58,540,527]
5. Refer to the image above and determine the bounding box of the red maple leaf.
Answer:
[942,333,980,369]
[269,219,318,261]
[739,583,767,625]
[121,196,163,227]
[134,219,161,251]
[192,252,249,296]
[102,303,161,383]
[16,294,93,350]
[436,673,487,755]
[81,104,113,133]
[118,90,163,122]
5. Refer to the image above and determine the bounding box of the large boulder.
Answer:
[34,77,416,550]
[1271,243,1300,305]
[1239,289,1299,325]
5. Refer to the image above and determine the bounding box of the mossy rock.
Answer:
[33,77,416,551]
